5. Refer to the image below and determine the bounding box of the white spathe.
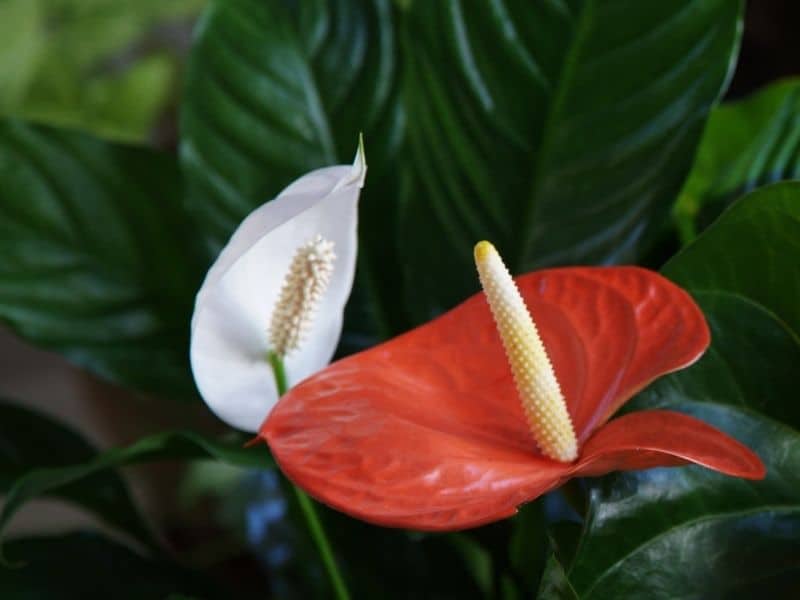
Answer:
[190,145,366,432]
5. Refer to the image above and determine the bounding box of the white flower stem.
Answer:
[269,353,351,600]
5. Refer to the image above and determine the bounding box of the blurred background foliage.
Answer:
[0,0,205,143]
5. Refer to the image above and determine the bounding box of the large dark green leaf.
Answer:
[554,183,800,598]
[538,555,578,600]
[0,120,201,399]
[509,501,548,593]
[332,522,490,599]
[564,404,800,599]
[560,298,800,597]
[0,424,271,563]
[401,0,743,319]
[663,181,800,333]
[181,0,408,339]
[640,291,800,427]
[181,1,744,331]
[676,79,800,242]
[182,0,400,240]
[2,532,224,599]
[0,401,155,551]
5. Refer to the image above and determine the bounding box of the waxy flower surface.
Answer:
[262,243,765,530]
[190,145,366,432]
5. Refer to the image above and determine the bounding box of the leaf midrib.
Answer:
[518,0,594,269]
[576,504,800,598]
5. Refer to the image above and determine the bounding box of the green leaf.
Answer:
[676,78,800,243]
[182,0,399,242]
[565,295,800,595]
[1,532,223,598]
[663,181,800,333]
[448,533,493,597]
[1,0,207,142]
[0,401,155,551]
[564,404,800,599]
[0,120,201,399]
[181,0,408,339]
[327,517,488,599]
[639,291,800,428]
[0,426,271,562]
[538,555,579,600]
[559,182,800,597]
[0,0,44,111]
[182,1,744,331]
[400,0,743,319]
[509,501,547,593]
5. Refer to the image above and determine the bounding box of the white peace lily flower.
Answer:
[190,142,367,432]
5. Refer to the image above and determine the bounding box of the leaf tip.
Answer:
[352,133,367,189]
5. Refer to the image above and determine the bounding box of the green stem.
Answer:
[267,351,288,396]
[268,351,351,600]
[292,485,350,600]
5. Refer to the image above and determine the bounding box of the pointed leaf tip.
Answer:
[352,133,367,189]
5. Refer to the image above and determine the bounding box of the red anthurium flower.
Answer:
[261,242,765,531]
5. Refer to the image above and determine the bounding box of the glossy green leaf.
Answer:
[538,555,578,600]
[562,294,800,597]
[182,0,399,243]
[181,1,743,330]
[448,533,493,597]
[326,516,487,599]
[1,532,223,598]
[564,403,800,599]
[0,401,155,551]
[558,182,800,597]
[663,181,800,333]
[181,0,408,340]
[0,427,271,562]
[509,501,548,593]
[640,291,800,427]
[400,0,743,318]
[0,120,201,399]
[676,78,800,242]
[563,297,800,596]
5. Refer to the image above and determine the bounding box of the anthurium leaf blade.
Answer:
[562,183,800,597]
[663,181,800,333]
[0,423,271,561]
[0,119,201,399]
[0,401,155,551]
[510,501,548,593]
[181,0,409,339]
[538,554,579,600]
[676,78,800,243]
[563,294,800,596]
[1,532,224,598]
[566,403,800,599]
[400,0,743,319]
[639,291,800,427]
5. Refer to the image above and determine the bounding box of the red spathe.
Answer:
[262,267,765,530]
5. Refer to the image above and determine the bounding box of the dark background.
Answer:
[728,0,800,98]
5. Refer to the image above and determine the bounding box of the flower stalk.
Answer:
[267,239,350,600]
[271,351,351,600]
